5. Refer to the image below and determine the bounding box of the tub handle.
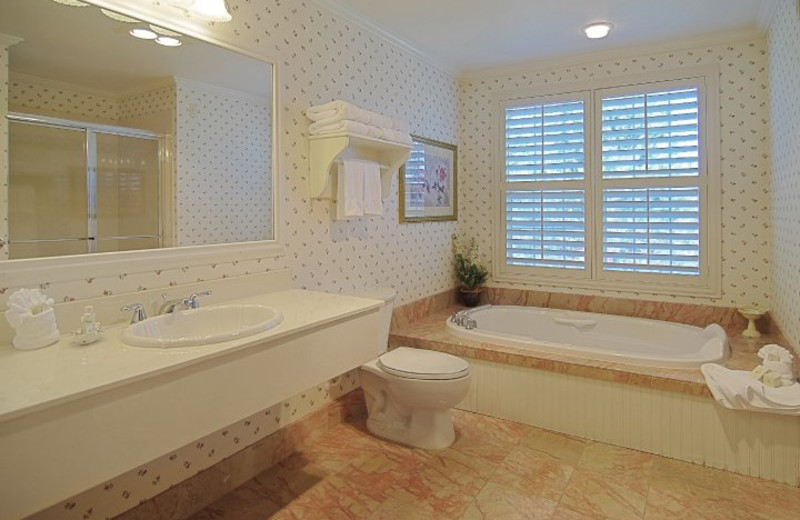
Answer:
[554,317,597,330]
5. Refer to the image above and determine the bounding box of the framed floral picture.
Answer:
[399,135,458,222]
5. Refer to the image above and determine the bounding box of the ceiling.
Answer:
[317,0,775,74]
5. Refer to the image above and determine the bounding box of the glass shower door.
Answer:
[95,133,161,253]
[8,121,89,259]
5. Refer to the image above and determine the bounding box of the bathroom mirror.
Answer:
[0,0,276,261]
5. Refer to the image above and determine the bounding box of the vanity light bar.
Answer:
[169,0,233,22]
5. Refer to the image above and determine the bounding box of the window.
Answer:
[496,68,720,296]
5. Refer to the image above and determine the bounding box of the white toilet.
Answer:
[356,288,471,450]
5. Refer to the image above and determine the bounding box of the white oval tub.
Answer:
[446,305,729,369]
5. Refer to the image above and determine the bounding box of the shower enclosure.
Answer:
[6,113,167,260]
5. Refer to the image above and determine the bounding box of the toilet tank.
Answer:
[352,287,397,355]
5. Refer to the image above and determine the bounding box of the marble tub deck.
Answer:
[389,306,798,398]
[188,409,800,519]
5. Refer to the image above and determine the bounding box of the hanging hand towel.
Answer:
[336,159,365,220]
[362,161,383,216]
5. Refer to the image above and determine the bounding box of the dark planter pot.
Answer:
[458,287,484,307]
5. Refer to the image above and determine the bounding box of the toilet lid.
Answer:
[378,347,470,380]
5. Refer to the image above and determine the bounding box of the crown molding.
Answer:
[0,33,24,49]
[755,0,780,32]
[458,26,765,80]
[308,0,454,76]
[9,71,120,99]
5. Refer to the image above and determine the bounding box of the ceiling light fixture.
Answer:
[155,36,183,47]
[129,28,158,40]
[169,0,232,22]
[101,9,140,23]
[584,22,612,39]
[51,0,90,6]
[149,25,183,37]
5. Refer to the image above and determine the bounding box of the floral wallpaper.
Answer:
[458,37,771,309]
[175,80,273,245]
[8,74,120,123]
[768,0,800,349]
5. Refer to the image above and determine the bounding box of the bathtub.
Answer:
[446,305,728,368]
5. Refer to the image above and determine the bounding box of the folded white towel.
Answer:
[336,159,365,220]
[307,100,371,123]
[701,363,800,415]
[307,101,411,134]
[309,119,373,137]
[362,162,383,216]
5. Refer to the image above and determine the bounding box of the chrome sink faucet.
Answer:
[121,303,147,323]
[158,290,212,314]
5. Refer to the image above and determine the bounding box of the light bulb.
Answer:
[584,22,612,39]
[130,28,158,40]
[187,0,232,22]
[155,36,183,47]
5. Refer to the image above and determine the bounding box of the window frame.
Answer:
[492,65,721,298]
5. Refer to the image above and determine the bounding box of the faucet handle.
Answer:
[187,290,212,309]
[121,303,147,323]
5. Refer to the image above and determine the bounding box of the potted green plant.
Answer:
[452,234,489,307]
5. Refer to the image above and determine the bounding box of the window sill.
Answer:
[492,271,722,300]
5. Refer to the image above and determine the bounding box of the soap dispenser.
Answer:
[75,305,101,345]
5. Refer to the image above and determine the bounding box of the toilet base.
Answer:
[366,408,456,450]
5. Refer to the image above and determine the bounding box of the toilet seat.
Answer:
[377,347,470,380]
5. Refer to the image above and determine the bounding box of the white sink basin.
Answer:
[122,305,284,348]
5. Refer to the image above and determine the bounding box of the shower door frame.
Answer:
[6,112,171,257]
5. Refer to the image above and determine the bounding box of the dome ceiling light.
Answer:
[584,22,613,39]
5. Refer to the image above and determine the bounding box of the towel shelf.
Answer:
[309,132,411,200]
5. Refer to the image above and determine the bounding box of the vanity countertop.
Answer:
[0,289,382,422]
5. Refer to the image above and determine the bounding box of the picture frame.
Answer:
[399,135,458,223]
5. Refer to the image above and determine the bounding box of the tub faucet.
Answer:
[451,304,491,328]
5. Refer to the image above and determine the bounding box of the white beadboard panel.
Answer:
[458,358,800,485]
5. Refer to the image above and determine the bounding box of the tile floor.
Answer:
[189,410,800,519]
